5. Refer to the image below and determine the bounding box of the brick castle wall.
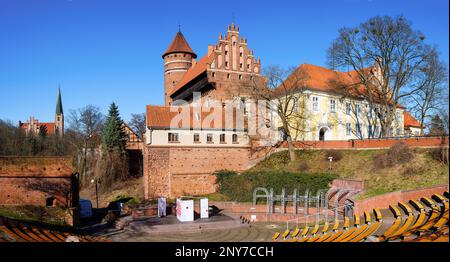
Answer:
[143,146,251,199]
[0,177,73,206]
[0,156,77,207]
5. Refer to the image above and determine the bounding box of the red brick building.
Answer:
[19,88,64,136]
[144,24,263,199]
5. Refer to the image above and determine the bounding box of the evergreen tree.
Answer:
[39,125,48,139]
[429,115,446,136]
[102,102,126,153]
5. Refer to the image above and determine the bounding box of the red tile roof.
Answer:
[169,53,215,97]
[162,31,197,58]
[19,122,56,135]
[146,105,245,130]
[281,64,367,94]
[279,63,405,108]
[404,111,422,128]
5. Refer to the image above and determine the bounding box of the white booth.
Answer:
[176,199,194,222]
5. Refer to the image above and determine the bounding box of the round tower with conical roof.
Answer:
[162,31,197,106]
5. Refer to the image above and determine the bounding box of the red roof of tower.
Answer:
[162,31,197,58]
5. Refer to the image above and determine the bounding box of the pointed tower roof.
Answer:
[162,31,197,58]
[56,87,63,115]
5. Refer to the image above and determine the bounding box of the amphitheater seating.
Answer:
[0,216,110,242]
[271,191,449,242]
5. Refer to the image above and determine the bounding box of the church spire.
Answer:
[56,87,63,115]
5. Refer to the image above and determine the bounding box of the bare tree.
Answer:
[407,51,448,135]
[248,65,308,161]
[67,105,104,181]
[327,15,437,137]
[128,113,146,138]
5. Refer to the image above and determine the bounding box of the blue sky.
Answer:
[0,0,448,124]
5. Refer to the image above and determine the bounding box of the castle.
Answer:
[143,23,423,199]
[19,88,64,136]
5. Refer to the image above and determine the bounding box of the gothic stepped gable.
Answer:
[166,23,264,104]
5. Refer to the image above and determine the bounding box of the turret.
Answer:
[162,31,197,106]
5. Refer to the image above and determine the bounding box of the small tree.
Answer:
[428,115,446,136]
[248,65,308,161]
[327,15,437,137]
[128,113,146,138]
[408,51,448,135]
[102,102,126,153]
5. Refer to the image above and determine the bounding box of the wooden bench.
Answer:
[271,232,280,241]
[350,209,383,242]
[427,195,449,229]
[315,220,340,242]
[418,197,442,232]
[387,202,415,240]
[336,215,360,242]
[295,225,310,242]
[340,214,372,242]
[378,205,402,241]
[306,222,330,242]
[2,219,34,242]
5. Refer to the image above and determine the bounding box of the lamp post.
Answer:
[328,156,333,175]
[91,178,99,209]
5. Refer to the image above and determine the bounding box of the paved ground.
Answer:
[106,219,285,242]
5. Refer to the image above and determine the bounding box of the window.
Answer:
[241,98,247,114]
[232,134,238,143]
[346,123,351,136]
[57,116,60,121]
[247,64,250,69]
[355,104,361,115]
[330,99,336,113]
[356,124,362,137]
[220,134,226,143]
[293,97,298,113]
[239,75,242,80]
[195,112,201,120]
[227,73,230,79]
[240,63,243,69]
[207,134,213,143]
[240,52,243,57]
[225,51,228,55]
[212,72,215,78]
[346,102,351,115]
[168,133,179,142]
[225,61,229,67]
[312,97,318,111]
[193,133,200,143]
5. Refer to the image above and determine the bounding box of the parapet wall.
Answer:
[353,185,449,216]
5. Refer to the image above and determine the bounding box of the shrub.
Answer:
[402,164,425,177]
[324,150,343,162]
[430,147,449,165]
[216,170,336,202]
[213,170,238,184]
[373,141,413,168]
[298,162,309,172]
